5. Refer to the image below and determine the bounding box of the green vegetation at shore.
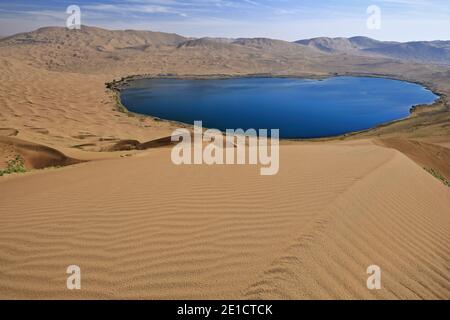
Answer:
[0,155,27,177]
[106,81,135,117]
[424,167,450,187]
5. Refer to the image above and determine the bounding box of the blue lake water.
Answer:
[120,77,438,138]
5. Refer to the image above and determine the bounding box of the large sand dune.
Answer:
[0,142,449,299]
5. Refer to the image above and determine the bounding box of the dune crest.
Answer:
[0,143,448,299]
[0,136,83,170]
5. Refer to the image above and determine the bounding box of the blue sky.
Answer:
[0,0,449,41]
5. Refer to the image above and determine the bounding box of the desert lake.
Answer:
[120,76,438,138]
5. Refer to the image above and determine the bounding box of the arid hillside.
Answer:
[296,36,450,65]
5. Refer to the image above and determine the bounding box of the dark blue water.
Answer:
[120,77,438,138]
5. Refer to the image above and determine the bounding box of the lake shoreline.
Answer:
[106,73,445,141]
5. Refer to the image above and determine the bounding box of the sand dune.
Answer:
[0,142,448,299]
[0,136,83,169]
[377,138,450,182]
[0,56,179,152]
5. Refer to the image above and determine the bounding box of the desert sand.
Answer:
[0,26,449,299]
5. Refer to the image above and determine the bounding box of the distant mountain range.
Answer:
[295,36,450,65]
[1,26,448,69]
[175,35,450,65]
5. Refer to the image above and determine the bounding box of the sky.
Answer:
[0,0,449,41]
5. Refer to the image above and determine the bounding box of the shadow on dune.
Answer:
[105,135,182,151]
[0,136,84,170]
[377,138,450,181]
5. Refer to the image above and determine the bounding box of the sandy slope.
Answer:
[0,142,449,299]
[377,138,450,182]
[0,57,180,156]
